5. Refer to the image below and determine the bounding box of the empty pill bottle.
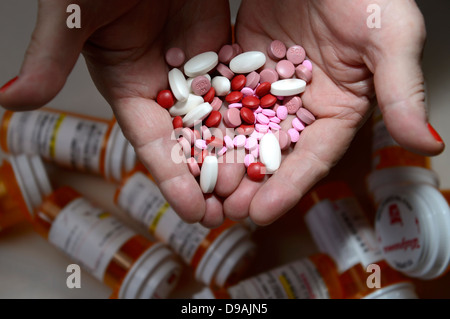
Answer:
[301,181,418,299]
[0,107,136,183]
[32,186,183,299]
[114,164,257,289]
[366,110,450,280]
[0,154,53,231]
[193,253,343,299]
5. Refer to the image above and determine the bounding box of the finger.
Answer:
[0,1,90,110]
[249,118,355,225]
[367,5,445,156]
[200,194,225,229]
[116,97,206,223]
[215,149,246,197]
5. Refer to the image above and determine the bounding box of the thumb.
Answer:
[0,1,89,110]
[370,5,444,157]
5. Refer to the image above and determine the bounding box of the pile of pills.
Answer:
[156,40,316,193]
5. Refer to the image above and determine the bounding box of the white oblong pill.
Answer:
[270,79,306,96]
[211,76,231,97]
[182,102,213,127]
[168,68,189,102]
[169,94,204,117]
[184,52,219,78]
[200,156,218,193]
[259,133,281,174]
[229,51,266,74]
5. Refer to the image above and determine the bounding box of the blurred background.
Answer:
[0,0,449,299]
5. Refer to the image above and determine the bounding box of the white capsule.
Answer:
[200,156,218,193]
[229,51,266,74]
[168,68,189,102]
[211,76,231,97]
[259,133,281,174]
[270,79,306,96]
[184,52,219,78]
[169,94,204,117]
[182,102,213,128]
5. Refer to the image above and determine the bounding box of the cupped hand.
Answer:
[0,0,234,226]
[225,0,445,226]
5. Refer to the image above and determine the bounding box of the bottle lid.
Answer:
[119,242,183,299]
[192,287,215,299]
[375,183,450,279]
[195,224,256,287]
[367,166,440,204]
[363,282,418,299]
[104,122,128,183]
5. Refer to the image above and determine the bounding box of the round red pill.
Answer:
[242,96,260,109]
[203,87,215,103]
[247,162,266,182]
[225,91,244,104]
[206,136,224,149]
[240,107,255,124]
[231,75,247,91]
[235,124,255,136]
[255,82,271,97]
[260,94,277,108]
[156,90,175,109]
[204,110,222,128]
[172,116,183,129]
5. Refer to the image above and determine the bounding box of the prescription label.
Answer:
[48,197,135,281]
[227,259,330,299]
[305,198,382,273]
[117,172,209,264]
[7,110,109,173]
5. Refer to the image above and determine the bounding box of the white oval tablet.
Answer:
[182,102,213,127]
[259,133,281,174]
[184,52,219,78]
[211,76,231,96]
[200,156,218,193]
[270,79,306,96]
[169,94,204,117]
[168,68,189,102]
[229,51,266,74]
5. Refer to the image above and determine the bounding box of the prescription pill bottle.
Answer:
[0,154,53,230]
[193,253,343,299]
[32,186,182,299]
[114,165,257,289]
[301,181,418,299]
[0,107,136,183]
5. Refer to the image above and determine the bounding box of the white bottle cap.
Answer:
[363,282,418,299]
[192,287,215,299]
[367,166,440,204]
[375,183,450,279]
[104,122,129,183]
[119,242,182,299]
[195,224,256,287]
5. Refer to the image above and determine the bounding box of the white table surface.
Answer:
[0,0,449,299]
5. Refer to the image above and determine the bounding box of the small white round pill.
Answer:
[211,76,231,96]
[200,156,218,193]
[184,52,219,78]
[270,79,306,96]
[229,51,266,74]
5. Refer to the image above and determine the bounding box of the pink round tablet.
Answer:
[218,44,235,64]
[284,96,303,114]
[201,125,212,140]
[244,154,255,168]
[250,145,259,158]
[181,127,195,145]
[245,136,258,150]
[292,117,305,132]
[255,124,269,133]
[178,137,191,157]
[191,75,211,96]
[254,106,263,114]
[286,45,306,65]
[195,139,208,150]
[269,122,281,131]
[270,116,281,124]
[241,87,254,97]
[224,108,242,128]
[187,157,201,177]
[276,60,295,79]
[256,113,270,125]
[233,135,247,148]
[232,43,243,55]
[262,109,276,117]
[276,105,288,120]
[278,130,291,150]
[302,59,313,71]
[228,103,243,109]
[250,130,265,140]
[217,146,227,157]
[165,47,185,68]
[267,40,287,60]
[216,63,235,80]
[295,64,312,83]
[288,128,300,143]
[296,108,316,125]
[246,72,260,89]
[210,96,223,112]
[224,135,234,149]
[259,68,279,84]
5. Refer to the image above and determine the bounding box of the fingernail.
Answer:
[0,76,18,93]
[428,123,443,143]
